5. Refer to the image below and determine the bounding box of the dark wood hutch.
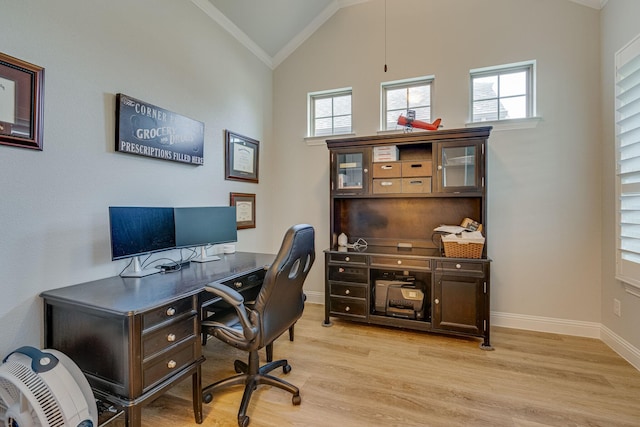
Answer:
[323,126,493,349]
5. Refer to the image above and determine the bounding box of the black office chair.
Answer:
[201,224,315,427]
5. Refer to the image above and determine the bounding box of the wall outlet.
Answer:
[614,298,621,317]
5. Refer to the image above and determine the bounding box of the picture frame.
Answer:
[225,130,259,183]
[230,192,256,229]
[0,52,45,150]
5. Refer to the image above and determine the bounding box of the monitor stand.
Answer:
[191,246,221,263]
[121,256,159,278]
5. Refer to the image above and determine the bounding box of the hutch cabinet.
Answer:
[323,127,493,349]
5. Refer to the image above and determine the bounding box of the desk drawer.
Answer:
[435,260,485,277]
[329,297,367,318]
[329,253,367,265]
[143,314,197,360]
[143,297,196,330]
[328,265,368,283]
[330,283,367,299]
[370,256,431,270]
[143,340,197,391]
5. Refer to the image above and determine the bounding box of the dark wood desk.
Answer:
[41,252,274,427]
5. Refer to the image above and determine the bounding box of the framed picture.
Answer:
[0,52,45,150]
[225,130,259,183]
[230,192,256,229]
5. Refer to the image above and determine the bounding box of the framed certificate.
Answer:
[230,192,256,229]
[225,130,259,183]
[0,52,45,150]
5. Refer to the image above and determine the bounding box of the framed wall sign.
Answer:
[0,52,45,150]
[225,130,259,183]
[230,192,256,229]
[115,93,204,165]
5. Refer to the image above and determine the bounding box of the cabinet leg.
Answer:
[124,405,142,427]
[192,367,203,423]
[322,318,333,327]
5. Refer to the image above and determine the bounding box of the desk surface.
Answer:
[41,252,275,315]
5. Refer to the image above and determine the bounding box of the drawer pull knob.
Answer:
[345,256,350,262]
[456,264,461,269]
[434,299,440,304]
[345,306,350,312]
[397,260,402,265]
[167,360,177,369]
[167,333,176,342]
[234,281,243,288]
[345,289,350,295]
[339,267,345,273]
[166,307,176,316]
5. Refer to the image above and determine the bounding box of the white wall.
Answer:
[600,0,640,354]
[273,0,604,332]
[0,0,276,357]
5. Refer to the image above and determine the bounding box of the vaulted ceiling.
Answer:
[191,0,605,70]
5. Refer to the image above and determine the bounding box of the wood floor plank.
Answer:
[112,303,640,427]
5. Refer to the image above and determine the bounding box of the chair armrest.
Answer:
[205,282,244,306]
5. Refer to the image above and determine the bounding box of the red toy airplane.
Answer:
[397,115,442,131]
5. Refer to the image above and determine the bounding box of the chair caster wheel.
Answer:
[203,392,213,404]
[238,415,250,427]
[283,364,292,374]
[292,394,301,405]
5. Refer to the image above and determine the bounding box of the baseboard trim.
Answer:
[491,311,601,338]
[304,290,324,305]
[492,311,640,371]
[600,325,640,371]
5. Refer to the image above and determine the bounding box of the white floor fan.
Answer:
[0,346,97,427]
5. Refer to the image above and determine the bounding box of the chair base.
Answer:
[202,350,301,427]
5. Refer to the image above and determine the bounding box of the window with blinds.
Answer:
[616,33,640,290]
[308,88,352,137]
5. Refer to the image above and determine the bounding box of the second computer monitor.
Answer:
[174,206,237,262]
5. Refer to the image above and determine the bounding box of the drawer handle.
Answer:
[381,181,393,186]
[234,281,243,288]
[345,289,350,295]
[345,256,350,262]
[167,333,176,342]
[345,306,350,312]
[434,299,440,304]
[381,165,393,170]
[167,360,177,369]
[339,267,345,273]
[410,164,422,168]
[456,264,461,269]
[397,260,402,265]
[166,307,176,316]
[409,180,423,185]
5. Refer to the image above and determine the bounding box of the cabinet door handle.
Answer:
[167,333,176,342]
[167,360,177,369]
[166,307,176,316]
[438,165,443,170]
[434,299,440,304]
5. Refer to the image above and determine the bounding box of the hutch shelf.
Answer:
[323,127,493,349]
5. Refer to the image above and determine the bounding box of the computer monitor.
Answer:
[108,206,176,277]
[174,206,237,262]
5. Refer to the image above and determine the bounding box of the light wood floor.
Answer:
[118,303,640,427]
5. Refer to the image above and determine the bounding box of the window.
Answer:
[470,61,535,122]
[616,34,640,291]
[308,88,352,137]
[381,77,432,130]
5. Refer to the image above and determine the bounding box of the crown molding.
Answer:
[190,0,274,69]
[568,0,605,9]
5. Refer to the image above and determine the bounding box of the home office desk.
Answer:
[40,252,275,427]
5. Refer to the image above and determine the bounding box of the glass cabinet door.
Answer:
[437,142,482,192]
[333,150,369,194]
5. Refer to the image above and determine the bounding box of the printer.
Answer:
[375,279,426,320]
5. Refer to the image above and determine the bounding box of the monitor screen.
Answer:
[174,206,237,248]
[109,207,176,260]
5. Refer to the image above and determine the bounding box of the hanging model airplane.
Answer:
[397,115,442,131]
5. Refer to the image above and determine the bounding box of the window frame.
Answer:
[469,61,536,123]
[307,87,353,137]
[381,76,433,131]
[615,33,640,295]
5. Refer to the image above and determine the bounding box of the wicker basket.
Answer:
[442,237,485,259]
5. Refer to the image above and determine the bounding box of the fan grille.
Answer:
[1,360,66,427]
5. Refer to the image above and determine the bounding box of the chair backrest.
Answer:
[252,224,315,347]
